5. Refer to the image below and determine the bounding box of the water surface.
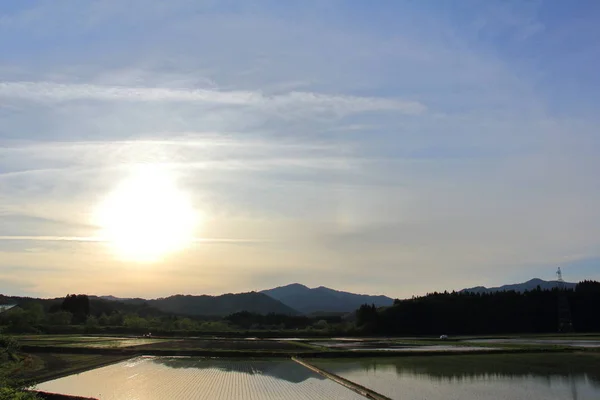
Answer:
[314,353,600,400]
[35,357,365,400]
[466,338,600,348]
[311,340,495,352]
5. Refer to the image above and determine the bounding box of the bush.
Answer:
[0,335,40,400]
[0,386,40,400]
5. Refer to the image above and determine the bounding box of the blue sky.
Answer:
[1,0,599,298]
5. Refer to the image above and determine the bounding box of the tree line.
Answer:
[356,280,600,334]
[3,281,599,336]
[0,295,351,335]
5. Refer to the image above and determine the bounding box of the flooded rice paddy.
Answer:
[465,338,600,348]
[313,353,600,400]
[309,340,496,352]
[34,357,366,400]
[34,353,600,399]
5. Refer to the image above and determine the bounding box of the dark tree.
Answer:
[356,304,378,328]
[364,281,600,335]
[61,294,90,324]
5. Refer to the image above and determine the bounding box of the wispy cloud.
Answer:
[0,235,264,244]
[0,236,103,242]
[0,81,426,115]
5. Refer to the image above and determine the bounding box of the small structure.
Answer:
[0,304,16,313]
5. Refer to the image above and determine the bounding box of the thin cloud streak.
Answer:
[0,137,341,150]
[0,236,104,242]
[0,81,426,115]
[0,236,266,244]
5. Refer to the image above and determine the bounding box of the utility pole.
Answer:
[556,267,573,333]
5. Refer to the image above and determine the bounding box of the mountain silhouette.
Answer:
[144,292,299,316]
[461,278,576,294]
[261,283,394,314]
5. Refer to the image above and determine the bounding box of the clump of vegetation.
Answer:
[0,333,39,400]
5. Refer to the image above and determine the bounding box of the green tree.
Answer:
[199,321,229,331]
[0,308,35,333]
[108,312,124,326]
[21,303,44,326]
[356,304,378,327]
[98,313,110,326]
[123,315,148,330]
[47,311,72,326]
[61,294,90,324]
[313,319,329,330]
[176,318,196,331]
[85,315,99,330]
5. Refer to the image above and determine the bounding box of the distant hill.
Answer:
[3,292,298,317]
[1,294,166,317]
[461,278,577,294]
[98,295,129,301]
[145,292,299,316]
[261,283,394,314]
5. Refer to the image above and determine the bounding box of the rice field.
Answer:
[132,338,308,351]
[465,338,600,348]
[22,335,600,399]
[308,340,497,352]
[34,357,367,399]
[17,335,173,348]
[312,353,600,400]
[62,338,172,348]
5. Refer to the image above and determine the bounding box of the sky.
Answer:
[1,0,600,299]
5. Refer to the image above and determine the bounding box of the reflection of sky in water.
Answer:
[34,357,366,400]
[314,356,600,400]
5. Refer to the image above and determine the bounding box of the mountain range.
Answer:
[148,292,298,316]
[460,278,576,294]
[260,283,394,313]
[98,292,297,316]
[99,284,394,316]
[2,279,581,317]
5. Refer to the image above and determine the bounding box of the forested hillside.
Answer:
[147,292,298,316]
[357,280,600,335]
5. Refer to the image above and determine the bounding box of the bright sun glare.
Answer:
[94,165,198,262]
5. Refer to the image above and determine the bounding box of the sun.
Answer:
[94,165,199,262]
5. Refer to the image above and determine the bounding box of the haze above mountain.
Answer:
[460,278,576,294]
